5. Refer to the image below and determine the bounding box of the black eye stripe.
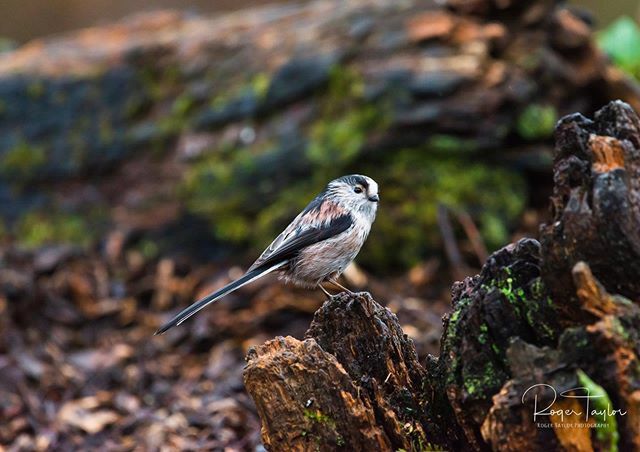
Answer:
[353,176,369,189]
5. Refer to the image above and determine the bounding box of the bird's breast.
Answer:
[283,222,370,286]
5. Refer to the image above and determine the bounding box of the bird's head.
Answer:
[327,174,379,218]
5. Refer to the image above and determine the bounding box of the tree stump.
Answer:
[245,293,432,450]
[541,100,640,317]
[243,335,390,450]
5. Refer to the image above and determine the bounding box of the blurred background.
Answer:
[2,0,640,449]
[0,1,639,42]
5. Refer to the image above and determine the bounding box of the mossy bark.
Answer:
[244,100,640,451]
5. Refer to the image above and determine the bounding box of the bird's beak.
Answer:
[368,194,380,202]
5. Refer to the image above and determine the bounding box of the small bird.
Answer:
[155,174,379,334]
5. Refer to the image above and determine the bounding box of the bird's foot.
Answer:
[318,284,335,299]
[328,278,354,295]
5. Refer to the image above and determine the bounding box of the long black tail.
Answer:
[154,261,286,335]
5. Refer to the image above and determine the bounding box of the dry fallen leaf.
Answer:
[58,398,119,434]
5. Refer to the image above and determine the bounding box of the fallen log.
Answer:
[1,0,638,271]
[244,100,640,450]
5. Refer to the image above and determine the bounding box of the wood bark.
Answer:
[244,101,640,451]
[244,293,432,450]
[540,100,640,318]
[243,335,390,450]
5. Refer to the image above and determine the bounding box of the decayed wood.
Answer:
[305,293,431,449]
[244,293,432,451]
[540,100,640,319]
[244,101,640,451]
[426,238,561,450]
[481,262,640,451]
[243,336,390,450]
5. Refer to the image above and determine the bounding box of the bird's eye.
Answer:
[353,186,363,194]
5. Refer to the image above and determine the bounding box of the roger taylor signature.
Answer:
[521,384,627,422]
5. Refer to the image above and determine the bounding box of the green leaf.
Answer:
[598,16,640,78]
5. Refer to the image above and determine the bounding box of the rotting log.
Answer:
[244,100,640,451]
[427,238,561,450]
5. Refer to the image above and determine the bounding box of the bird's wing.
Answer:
[248,198,353,272]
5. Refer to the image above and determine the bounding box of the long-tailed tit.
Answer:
[155,174,379,334]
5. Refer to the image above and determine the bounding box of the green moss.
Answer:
[576,370,619,452]
[610,318,630,341]
[209,72,270,109]
[303,408,336,426]
[16,210,94,248]
[0,140,46,179]
[363,151,526,269]
[306,65,388,167]
[530,277,545,298]
[136,238,160,260]
[478,323,489,344]
[302,408,347,447]
[171,93,196,118]
[138,66,180,102]
[517,104,557,140]
[306,104,381,166]
[27,80,45,99]
[447,298,471,333]
[463,361,500,396]
[124,96,150,119]
[487,271,557,340]
[444,297,471,386]
[427,134,478,153]
[561,327,590,350]
[182,65,388,250]
[250,72,270,99]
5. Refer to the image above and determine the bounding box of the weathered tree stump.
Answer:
[541,100,640,317]
[243,335,390,450]
[245,293,432,450]
[244,100,640,451]
[481,262,640,451]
